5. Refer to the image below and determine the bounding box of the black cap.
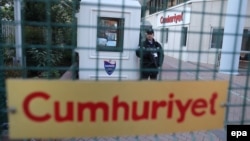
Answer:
[146,29,154,34]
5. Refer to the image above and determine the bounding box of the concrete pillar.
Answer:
[219,0,248,74]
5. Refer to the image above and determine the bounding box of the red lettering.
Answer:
[178,14,183,22]
[175,99,192,123]
[77,102,109,122]
[167,16,172,23]
[54,101,74,122]
[22,92,219,123]
[132,101,150,121]
[167,93,174,118]
[191,99,207,116]
[160,14,183,24]
[210,93,218,115]
[23,91,51,122]
[112,96,129,121]
[151,100,167,119]
[160,16,164,24]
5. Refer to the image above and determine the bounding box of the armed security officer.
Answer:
[136,28,164,80]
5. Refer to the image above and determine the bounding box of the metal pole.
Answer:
[0,6,7,135]
[219,0,248,74]
[14,0,23,66]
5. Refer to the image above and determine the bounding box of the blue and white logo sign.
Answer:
[104,60,116,75]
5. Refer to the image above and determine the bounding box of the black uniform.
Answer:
[136,38,164,80]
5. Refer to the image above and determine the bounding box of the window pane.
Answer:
[166,28,169,43]
[211,28,224,49]
[160,28,168,43]
[181,27,188,46]
[241,29,250,51]
[96,17,124,52]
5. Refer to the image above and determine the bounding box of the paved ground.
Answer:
[2,56,250,141]
[161,56,250,124]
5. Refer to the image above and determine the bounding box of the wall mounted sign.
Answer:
[7,80,228,139]
[160,13,183,24]
[104,60,116,75]
[157,7,191,27]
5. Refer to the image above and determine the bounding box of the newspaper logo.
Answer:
[104,60,116,75]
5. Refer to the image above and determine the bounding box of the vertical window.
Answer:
[149,0,156,14]
[168,0,173,7]
[148,0,167,14]
[241,29,250,60]
[166,28,169,43]
[241,29,250,51]
[161,28,169,43]
[177,0,189,4]
[181,27,188,46]
[96,17,124,52]
[155,0,159,11]
[158,0,163,10]
[156,0,164,11]
[211,28,224,49]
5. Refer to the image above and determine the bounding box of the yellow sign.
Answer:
[6,79,228,139]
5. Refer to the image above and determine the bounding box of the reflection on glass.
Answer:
[97,17,124,52]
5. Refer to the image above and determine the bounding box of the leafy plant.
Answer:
[39,70,61,79]
[26,48,63,67]
[0,0,14,21]
[3,46,22,78]
[3,47,15,64]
